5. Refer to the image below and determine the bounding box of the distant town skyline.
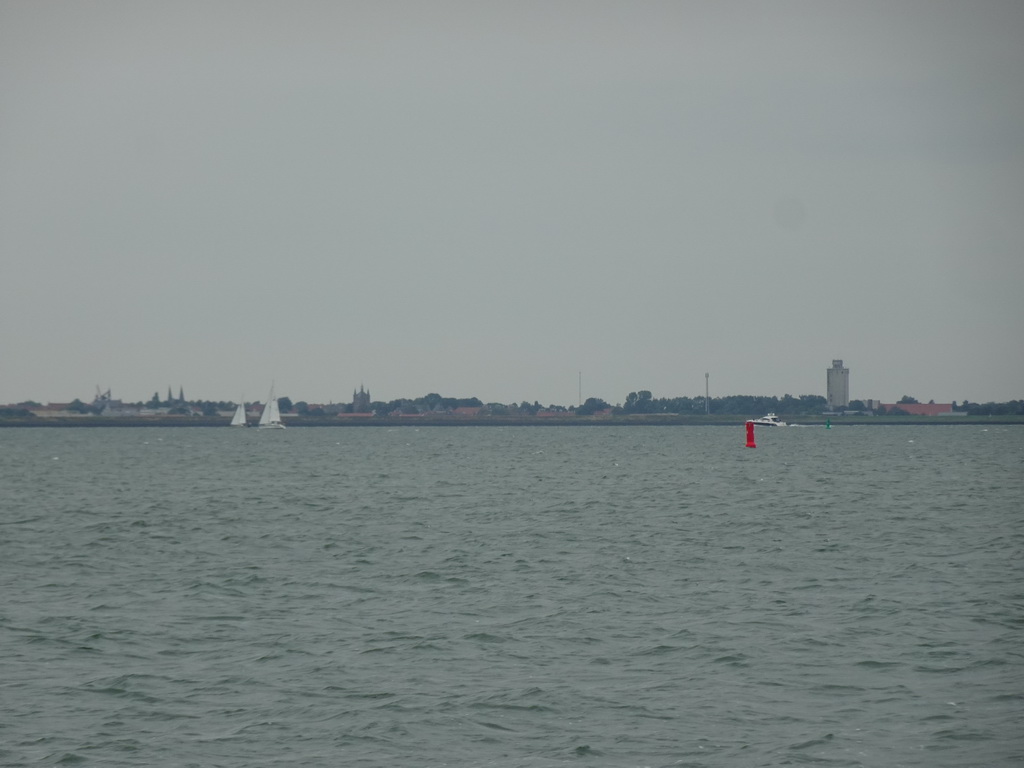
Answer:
[3,361,1015,410]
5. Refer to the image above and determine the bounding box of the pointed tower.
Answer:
[353,384,371,413]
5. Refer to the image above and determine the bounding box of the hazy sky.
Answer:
[3,1,1022,407]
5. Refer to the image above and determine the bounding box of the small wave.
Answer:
[712,653,749,666]
[472,719,517,732]
[788,732,834,751]
[933,728,995,742]
[463,632,508,644]
[853,660,902,669]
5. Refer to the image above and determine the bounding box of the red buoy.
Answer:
[745,420,756,448]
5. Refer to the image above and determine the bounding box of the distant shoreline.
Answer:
[2,415,1021,428]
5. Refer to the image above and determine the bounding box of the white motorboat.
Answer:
[747,413,787,427]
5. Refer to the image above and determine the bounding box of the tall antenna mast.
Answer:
[705,372,710,414]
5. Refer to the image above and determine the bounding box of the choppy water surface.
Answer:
[1,425,1021,767]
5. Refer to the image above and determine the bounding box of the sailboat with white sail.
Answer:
[230,401,248,427]
[258,386,286,429]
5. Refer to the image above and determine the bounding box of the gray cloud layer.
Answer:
[3,1,1022,405]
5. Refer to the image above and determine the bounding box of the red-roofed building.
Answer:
[880,402,954,416]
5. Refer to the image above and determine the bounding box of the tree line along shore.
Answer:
[1,413,1022,428]
[2,389,1022,426]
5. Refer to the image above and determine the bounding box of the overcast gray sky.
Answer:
[2,1,1022,407]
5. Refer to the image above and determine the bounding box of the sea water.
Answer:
[1,425,1021,767]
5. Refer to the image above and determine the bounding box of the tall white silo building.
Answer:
[827,359,849,410]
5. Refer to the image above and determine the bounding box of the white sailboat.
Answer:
[230,401,247,427]
[258,386,286,429]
